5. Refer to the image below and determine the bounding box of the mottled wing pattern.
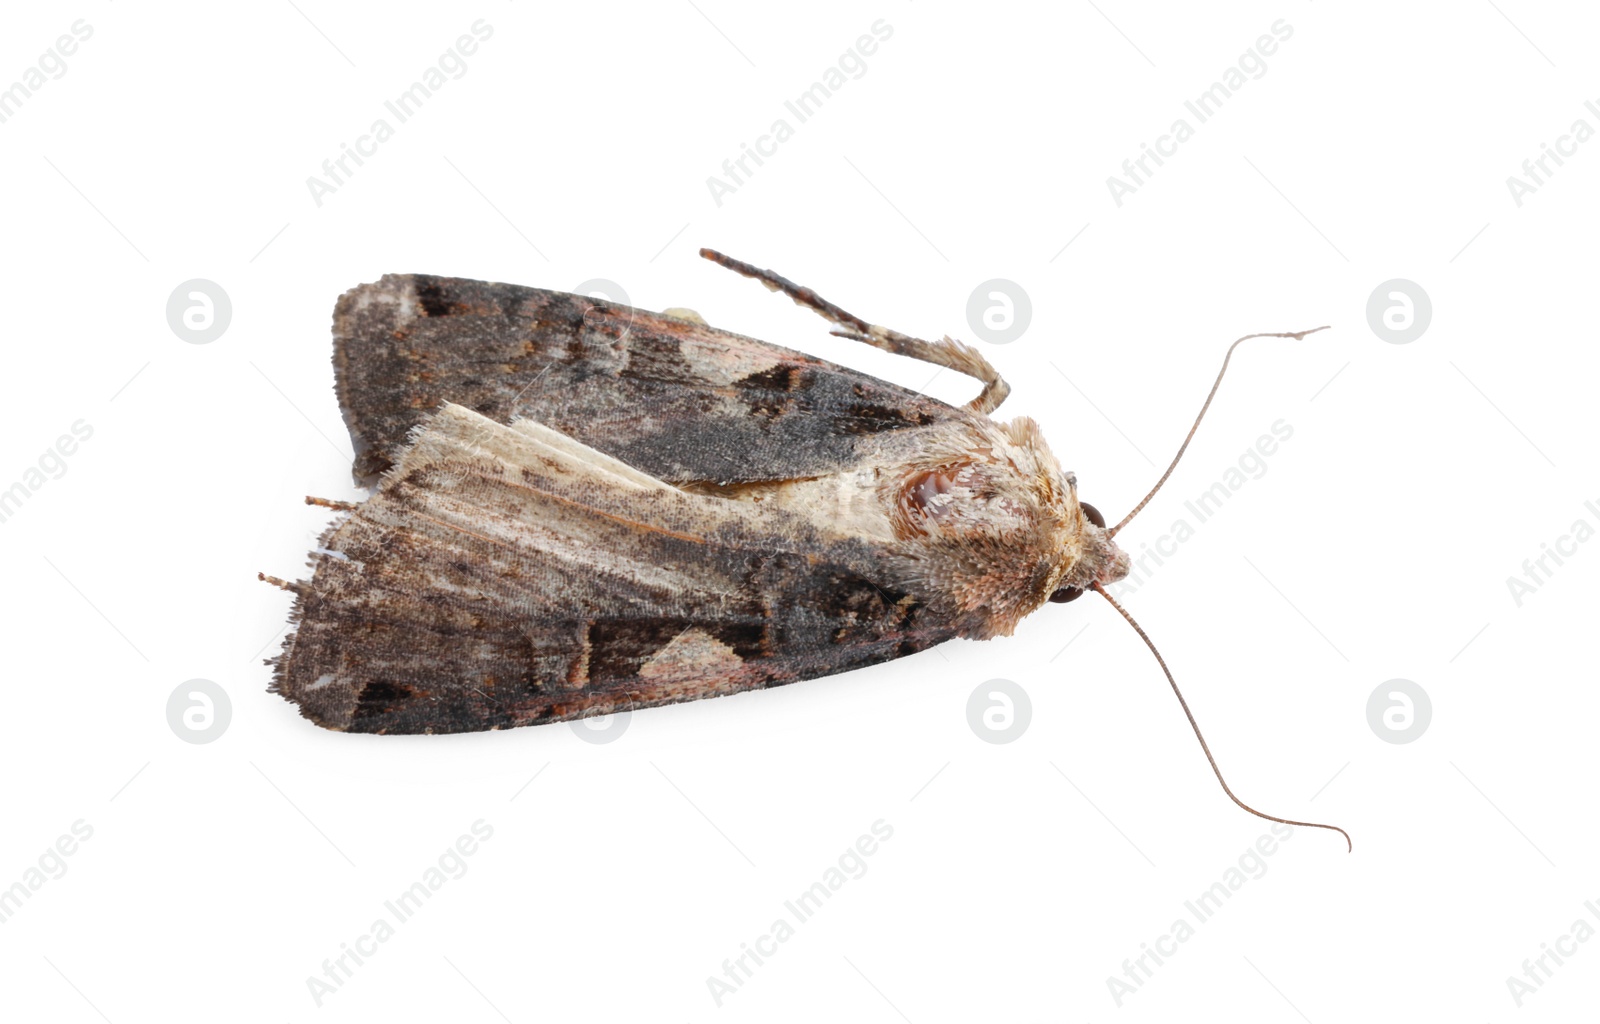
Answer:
[333,274,964,485]
[272,404,956,734]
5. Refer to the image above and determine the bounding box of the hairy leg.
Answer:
[700,248,1010,414]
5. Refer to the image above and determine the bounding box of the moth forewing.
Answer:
[271,402,962,733]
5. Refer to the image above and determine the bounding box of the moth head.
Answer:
[1047,499,1130,603]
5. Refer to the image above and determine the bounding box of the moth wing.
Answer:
[334,274,964,485]
[272,404,955,734]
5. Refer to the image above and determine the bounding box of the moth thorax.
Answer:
[903,464,978,527]
[906,467,965,519]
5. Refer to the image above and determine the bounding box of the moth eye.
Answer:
[1081,502,1106,529]
[906,469,961,520]
[1049,586,1084,603]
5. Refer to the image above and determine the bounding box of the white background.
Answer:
[2,2,1595,1021]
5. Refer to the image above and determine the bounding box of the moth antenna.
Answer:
[698,247,1010,413]
[1092,582,1351,852]
[1108,327,1329,537]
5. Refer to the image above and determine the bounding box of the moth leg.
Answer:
[305,495,359,511]
[257,572,304,595]
[699,248,1010,414]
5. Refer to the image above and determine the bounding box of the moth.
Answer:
[263,249,1348,848]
